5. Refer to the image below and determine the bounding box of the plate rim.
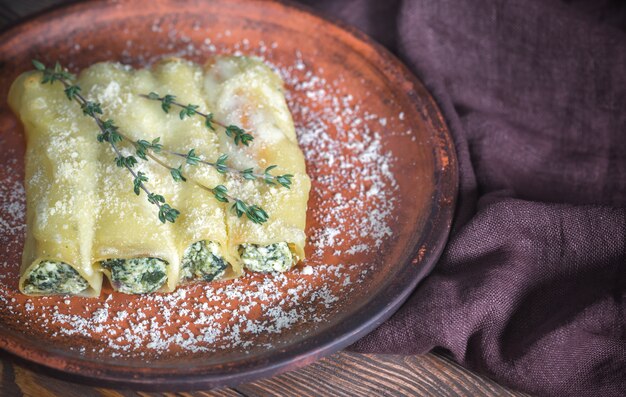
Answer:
[0,0,459,390]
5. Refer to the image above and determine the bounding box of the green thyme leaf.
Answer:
[82,101,103,117]
[263,165,278,185]
[161,94,176,113]
[215,154,229,174]
[275,174,294,189]
[98,119,122,143]
[64,85,81,101]
[229,200,268,224]
[170,165,187,182]
[147,193,165,205]
[225,125,254,146]
[212,185,229,203]
[115,155,137,168]
[135,140,149,160]
[240,168,256,180]
[133,171,148,195]
[150,137,162,153]
[158,204,180,223]
[232,199,248,218]
[245,204,269,224]
[186,148,200,166]
[32,59,46,71]
[179,104,199,120]
[205,113,216,130]
[136,137,163,159]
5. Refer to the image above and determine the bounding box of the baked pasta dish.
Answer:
[8,56,310,296]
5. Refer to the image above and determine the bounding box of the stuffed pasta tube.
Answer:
[202,56,311,273]
[148,58,239,284]
[76,63,180,294]
[8,72,103,296]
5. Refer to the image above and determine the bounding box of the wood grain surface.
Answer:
[0,1,528,396]
[0,350,528,397]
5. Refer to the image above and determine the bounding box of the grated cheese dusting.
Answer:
[0,27,408,359]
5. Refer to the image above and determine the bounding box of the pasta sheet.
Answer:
[9,56,309,296]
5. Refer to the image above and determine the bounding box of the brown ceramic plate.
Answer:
[0,0,457,390]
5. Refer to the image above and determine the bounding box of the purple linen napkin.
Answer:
[297,0,626,396]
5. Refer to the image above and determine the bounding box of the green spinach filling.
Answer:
[23,260,89,295]
[100,257,168,294]
[181,240,228,282]
[239,242,294,273]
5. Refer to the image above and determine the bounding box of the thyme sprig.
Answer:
[32,60,271,225]
[138,93,292,187]
[100,122,275,224]
[128,135,292,189]
[141,92,254,146]
[139,149,268,224]
[202,185,269,224]
[162,151,294,188]
[32,60,180,224]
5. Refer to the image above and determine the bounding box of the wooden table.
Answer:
[0,1,528,396]
[1,350,527,396]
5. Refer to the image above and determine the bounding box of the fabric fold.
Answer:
[297,0,626,395]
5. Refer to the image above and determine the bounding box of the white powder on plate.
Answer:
[0,28,405,358]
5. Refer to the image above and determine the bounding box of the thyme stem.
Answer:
[139,94,224,127]
[141,149,268,224]
[32,60,271,224]
[71,89,179,222]
[140,93,254,146]
[164,150,293,188]
[34,61,181,223]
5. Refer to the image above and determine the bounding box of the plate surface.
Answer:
[0,0,457,390]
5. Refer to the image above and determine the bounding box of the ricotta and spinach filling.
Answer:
[23,260,89,295]
[180,240,228,282]
[239,242,294,273]
[100,257,168,294]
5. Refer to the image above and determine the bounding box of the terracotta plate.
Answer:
[0,0,457,390]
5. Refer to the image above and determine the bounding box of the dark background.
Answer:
[1,1,625,396]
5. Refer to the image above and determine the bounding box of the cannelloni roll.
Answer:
[203,56,311,273]
[9,55,310,296]
[149,59,238,283]
[9,72,103,296]
[78,63,180,293]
